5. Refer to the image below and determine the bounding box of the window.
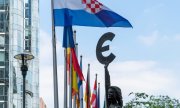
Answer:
[25,39,31,51]
[0,85,4,100]
[0,103,4,108]
[0,52,4,66]
[0,85,8,101]
[0,68,4,79]
[0,0,8,10]
[0,34,4,49]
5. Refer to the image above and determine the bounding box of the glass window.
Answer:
[0,52,4,61]
[0,22,4,32]
[0,35,4,49]
[0,103,4,108]
[25,19,29,28]
[0,52,4,66]
[25,39,31,51]
[0,68,4,79]
[0,12,5,21]
[0,85,4,100]
[0,86,3,95]
[0,0,8,10]
[25,8,29,18]
[25,30,30,37]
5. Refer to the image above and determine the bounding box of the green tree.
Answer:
[124,92,180,108]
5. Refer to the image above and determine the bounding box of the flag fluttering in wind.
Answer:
[78,55,84,108]
[90,75,97,108]
[72,67,78,96]
[53,0,132,27]
[84,64,91,108]
[76,55,84,108]
[63,26,84,81]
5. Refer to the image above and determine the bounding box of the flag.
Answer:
[84,64,91,108]
[63,26,84,81]
[90,75,97,108]
[53,0,132,27]
[66,48,71,84]
[72,66,78,96]
[78,55,84,108]
[76,55,84,108]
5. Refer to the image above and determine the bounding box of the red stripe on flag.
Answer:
[71,48,85,81]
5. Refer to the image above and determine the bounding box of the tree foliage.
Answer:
[124,92,180,108]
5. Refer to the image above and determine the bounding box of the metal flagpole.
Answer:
[87,64,90,108]
[73,42,78,108]
[95,74,98,108]
[69,52,72,108]
[64,49,67,108]
[51,0,59,108]
[98,83,100,108]
[80,55,83,108]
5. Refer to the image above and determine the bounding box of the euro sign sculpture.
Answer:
[96,32,116,65]
[96,32,124,108]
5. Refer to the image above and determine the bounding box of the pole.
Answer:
[98,83,100,108]
[87,64,90,108]
[64,49,67,108]
[51,0,59,108]
[23,75,26,108]
[69,52,72,108]
[105,65,110,108]
[21,54,27,108]
[80,55,83,108]
[96,74,98,108]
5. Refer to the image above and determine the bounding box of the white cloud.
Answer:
[174,34,180,41]
[80,59,179,105]
[138,31,159,46]
[39,29,64,107]
[108,61,179,103]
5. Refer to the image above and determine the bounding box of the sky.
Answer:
[39,0,180,107]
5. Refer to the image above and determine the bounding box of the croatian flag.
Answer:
[53,0,132,27]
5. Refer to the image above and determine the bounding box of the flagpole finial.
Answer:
[88,64,90,67]
[98,83,100,85]
[74,30,76,33]
[80,55,82,58]
[96,73,98,77]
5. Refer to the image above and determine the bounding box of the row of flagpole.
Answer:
[51,6,102,108]
[63,30,101,108]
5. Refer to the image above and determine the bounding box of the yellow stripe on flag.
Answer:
[72,66,78,96]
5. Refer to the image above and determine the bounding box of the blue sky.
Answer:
[39,0,180,107]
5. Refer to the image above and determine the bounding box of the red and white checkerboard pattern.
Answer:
[82,0,103,14]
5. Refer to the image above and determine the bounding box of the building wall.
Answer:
[0,0,39,108]
[0,0,10,108]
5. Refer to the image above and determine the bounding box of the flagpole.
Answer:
[98,83,100,108]
[73,43,78,108]
[69,52,72,108]
[51,0,59,108]
[88,64,90,108]
[95,74,98,108]
[80,55,83,108]
[64,49,67,108]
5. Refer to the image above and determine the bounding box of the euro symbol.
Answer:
[96,32,116,65]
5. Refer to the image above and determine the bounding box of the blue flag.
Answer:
[53,0,132,27]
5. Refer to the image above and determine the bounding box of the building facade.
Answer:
[0,0,39,108]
